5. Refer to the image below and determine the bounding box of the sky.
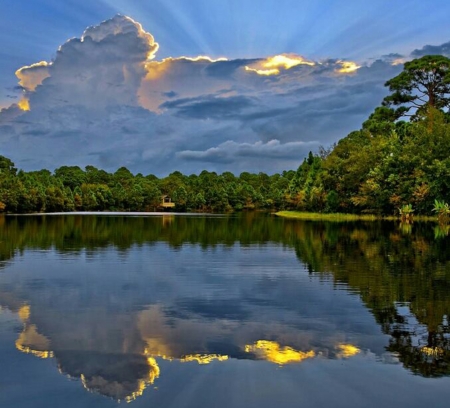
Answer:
[1,0,450,176]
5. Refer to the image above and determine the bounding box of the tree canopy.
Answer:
[383,55,450,118]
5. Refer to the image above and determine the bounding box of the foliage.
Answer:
[0,159,293,213]
[276,211,378,221]
[433,199,450,213]
[399,204,414,218]
[287,55,450,216]
[433,199,450,223]
[383,55,450,118]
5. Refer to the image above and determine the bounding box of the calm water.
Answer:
[1,213,450,408]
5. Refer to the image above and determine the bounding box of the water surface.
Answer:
[0,214,450,407]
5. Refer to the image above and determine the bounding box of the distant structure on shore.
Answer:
[160,195,175,209]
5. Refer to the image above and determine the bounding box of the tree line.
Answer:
[276,54,450,216]
[0,158,295,213]
[1,55,450,215]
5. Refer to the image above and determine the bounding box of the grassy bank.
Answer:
[275,211,437,222]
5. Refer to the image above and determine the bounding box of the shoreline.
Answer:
[3,211,227,217]
[275,211,438,222]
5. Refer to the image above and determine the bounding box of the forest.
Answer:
[1,55,450,215]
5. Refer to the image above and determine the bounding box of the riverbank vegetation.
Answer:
[1,55,450,216]
[275,211,380,221]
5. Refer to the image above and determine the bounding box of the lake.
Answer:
[1,213,450,408]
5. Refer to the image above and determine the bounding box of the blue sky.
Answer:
[1,0,450,175]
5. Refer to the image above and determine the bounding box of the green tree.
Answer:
[85,165,111,185]
[362,106,398,135]
[54,166,86,190]
[383,55,450,118]
[0,155,17,176]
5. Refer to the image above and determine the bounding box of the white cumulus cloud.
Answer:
[0,15,410,175]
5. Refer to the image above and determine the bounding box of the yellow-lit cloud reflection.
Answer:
[245,340,315,365]
[79,357,160,404]
[143,339,229,365]
[336,344,360,358]
[245,54,315,76]
[18,305,31,321]
[336,60,361,74]
[16,305,53,358]
[13,304,361,403]
[180,354,229,364]
[14,305,160,403]
[15,324,53,359]
[125,358,160,403]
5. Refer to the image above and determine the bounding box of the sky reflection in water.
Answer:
[0,214,450,407]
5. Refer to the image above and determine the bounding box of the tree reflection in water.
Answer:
[0,213,450,402]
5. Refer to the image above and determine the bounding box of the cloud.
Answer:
[15,61,51,92]
[411,41,450,58]
[81,14,158,57]
[0,15,425,175]
[22,14,158,111]
[138,56,234,111]
[162,91,178,98]
[379,53,406,65]
[177,139,319,163]
[244,54,316,76]
[205,59,256,79]
[160,95,255,120]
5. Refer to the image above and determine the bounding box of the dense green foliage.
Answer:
[383,55,450,118]
[284,55,450,216]
[0,160,294,213]
[1,55,450,215]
